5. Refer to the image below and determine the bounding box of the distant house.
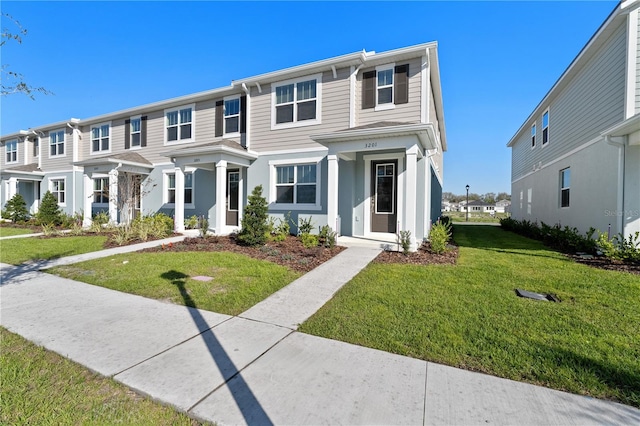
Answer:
[460,200,495,214]
[495,199,511,213]
[507,0,639,239]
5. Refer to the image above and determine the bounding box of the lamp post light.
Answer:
[465,185,470,222]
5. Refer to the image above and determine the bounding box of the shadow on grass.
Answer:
[160,270,273,425]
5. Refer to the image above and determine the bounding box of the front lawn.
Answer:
[49,251,300,316]
[0,327,204,425]
[0,226,38,237]
[299,225,640,408]
[0,235,108,265]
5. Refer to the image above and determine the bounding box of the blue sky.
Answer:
[1,1,618,195]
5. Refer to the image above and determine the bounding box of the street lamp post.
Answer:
[465,185,470,222]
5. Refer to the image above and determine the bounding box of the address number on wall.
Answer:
[364,142,378,149]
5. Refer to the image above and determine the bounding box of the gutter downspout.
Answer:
[605,135,626,236]
[241,83,251,150]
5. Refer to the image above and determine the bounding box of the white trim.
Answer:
[270,73,323,130]
[48,129,66,159]
[560,167,571,208]
[374,63,396,111]
[531,123,537,149]
[48,175,67,207]
[91,175,110,207]
[129,114,143,149]
[164,103,196,146]
[90,122,112,155]
[5,139,18,164]
[268,156,324,211]
[223,94,241,138]
[251,146,328,157]
[349,65,357,128]
[363,152,404,238]
[625,8,639,119]
[421,54,429,124]
[541,109,550,147]
[162,168,195,209]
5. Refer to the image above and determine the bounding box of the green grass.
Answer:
[446,211,508,223]
[49,251,300,316]
[0,226,38,237]
[300,225,640,407]
[0,327,204,425]
[0,235,108,265]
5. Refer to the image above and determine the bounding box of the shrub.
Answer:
[132,213,173,240]
[41,223,59,237]
[300,232,319,249]
[238,185,269,246]
[397,230,412,255]
[199,216,209,238]
[429,221,451,254]
[318,225,338,248]
[297,216,314,235]
[185,215,199,230]
[502,218,599,255]
[3,193,30,222]
[598,231,640,263]
[271,212,291,242]
[36,191,63,225]
[111,226,133,246]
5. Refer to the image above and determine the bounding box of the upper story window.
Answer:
[531,124,536,148]
[125,116,147,149]
[542,110,549,146]
[91,123,110,153]
[271,74,322,130]
[50,130,65,157]
[224,97,240,135]
[166,105,193,143]
[5,140,18,163]
[33,137,39,158]
[131,118,141,147]
[560,168,570,208]
[362,64,409,110]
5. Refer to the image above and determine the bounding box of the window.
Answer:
[5,140,17,163]
[362,64,409,110]
[50,178,65,205]
[560,168,570,208]
[531,124,536,148]
[224,97,240,135]
[377,67,394,105]
[50,130,65,157]
[166,106,193,143]
[91,124,110,153]
[130,118,141,147]
[276,164,317,204]
[272,74,321,129]
[542,110,549,145]
[93,177,109,204]
[33,137,39,158]
[165,171,194,205]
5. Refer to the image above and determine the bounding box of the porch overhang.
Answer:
[162,140,258,170]
[0,163,45,181]
[311,122,439,157]
[601,113,640,145]
[74,152,153,175]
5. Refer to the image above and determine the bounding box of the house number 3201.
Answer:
[364,142,377,148]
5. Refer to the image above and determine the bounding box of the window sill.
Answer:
[271,118,321,131]
[164,139,194,146]
[91,150,111,156]
[163,203,195,209]
[374,103,395,112]
[48,155,66,159]
[223,132,241,139]
[269,202,321,212]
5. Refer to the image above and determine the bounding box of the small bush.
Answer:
[111,226,133,246]
[397,230,411,255]
[37,191,63,226]
[298,216,314,235]
[271,212,291,242]
[41,223,59,237]
[3,194,30,222]
[300,233,319,248]
[69,222,84,236]
[318,225,337,248]
[185,215,199,230]
[238,185,269,246]
[199,216,209,238]
[429,221,451,254]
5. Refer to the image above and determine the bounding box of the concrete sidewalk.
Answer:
[1,245,639,425]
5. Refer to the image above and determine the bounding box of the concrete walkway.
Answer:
[1,241,639,425]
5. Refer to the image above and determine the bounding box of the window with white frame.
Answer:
[376,66,394,105]
[275,164,317,205]
[224,97,240,135]
[560,168,570,208]
[531,124,536,148]
[50,178,66,205]
[5,140,17,163]
[542,110,549,145]
[93,177,109,204]
[33,137,39,158]
[272,75,320,128]
[166,106,193,142]
[130,118,141,147]
[91,124,110,153]
[165,171,194,205]
[50,130,65,157]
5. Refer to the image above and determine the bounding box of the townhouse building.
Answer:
[1,42,447,249]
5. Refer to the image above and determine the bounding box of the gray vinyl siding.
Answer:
[41,128,74,171]
[1,138,20,169]
[357,57,422,126]
[249,68,351,152]
[512,22,626,181]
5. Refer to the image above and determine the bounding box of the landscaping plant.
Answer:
[36,191,62,225]
[3,193,30,222]
[429,220,451,254]
[397,230,411,255]
[238,185,269,246]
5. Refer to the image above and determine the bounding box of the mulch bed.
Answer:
[141,234,345,274]
[374,242,459,266]
[566,254,640,275]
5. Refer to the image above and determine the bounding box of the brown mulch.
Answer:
[374,242,459,266]
[566,254,640,275]
[140,234,345,274]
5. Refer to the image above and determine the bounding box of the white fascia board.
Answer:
[507,3,623,147]
[312,123,438,150]
[162,144,258,160]
[426,44,447,151]
[601,113,640,137]
[362,41,438,67]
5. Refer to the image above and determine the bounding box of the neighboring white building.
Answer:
[508,0,640,239]
[495,199,511,213]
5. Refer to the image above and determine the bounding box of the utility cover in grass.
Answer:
[192,276,213,282]
[515,289,559,302]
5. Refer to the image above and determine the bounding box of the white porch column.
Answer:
[174,167,185,232]
[108,169,118,224]
[327,154,339,233]
[405,147,419,249]
[215,160,228,234]
[83,174,93,227]
[8,178,17,199]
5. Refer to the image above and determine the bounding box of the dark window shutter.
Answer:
[394,64,409,105]
[215,100,224,137]
[141,116,147,147]
[240,95,247,134]
[124,119,131,150]
[362,71,376,109]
